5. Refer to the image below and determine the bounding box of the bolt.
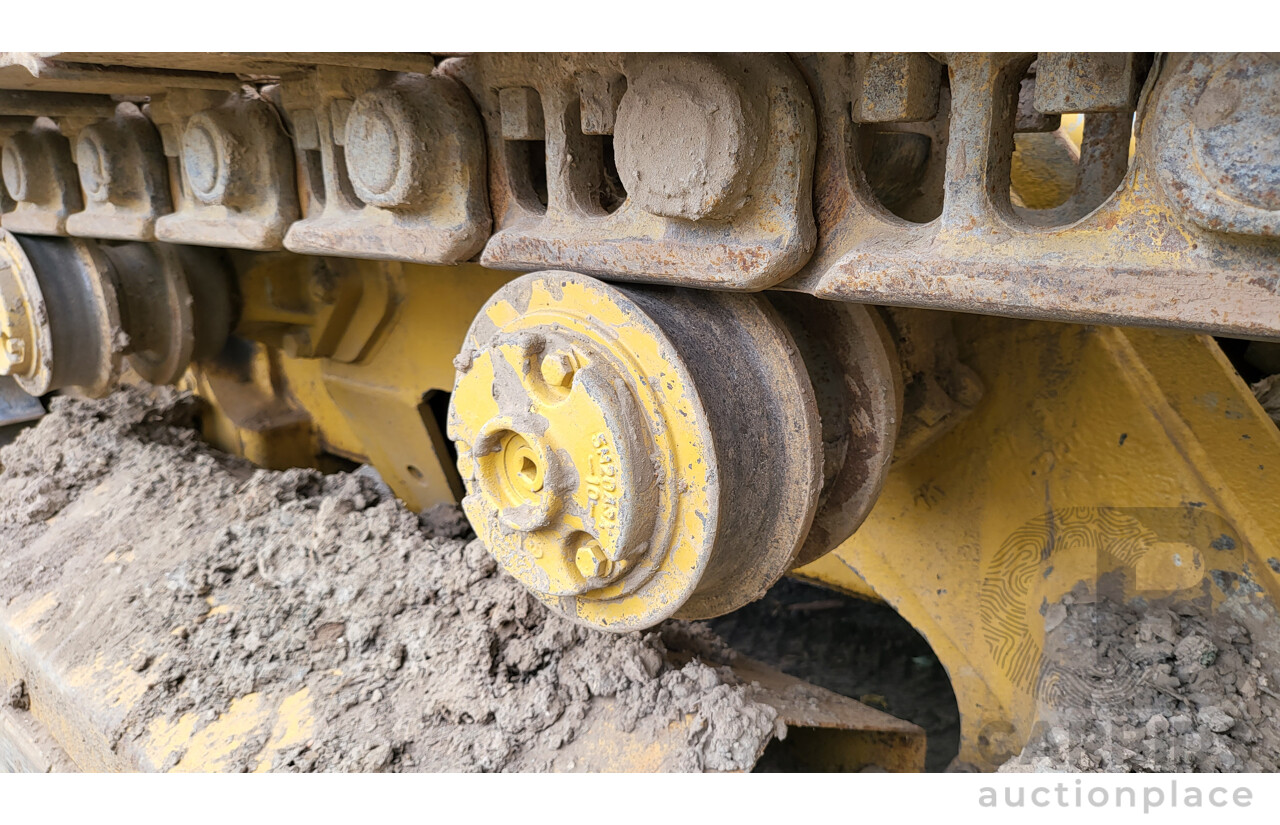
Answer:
[346,101,401,199]
[280,328,312,359]
[575,540,612,579]
[540,351,576,388]
[345,89,429,208]
[0,332,25,375]
[452,348,475,374]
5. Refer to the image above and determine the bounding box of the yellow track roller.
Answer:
[447,271,900,630]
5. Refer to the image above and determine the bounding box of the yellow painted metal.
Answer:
[312,262,514,510]
[1010,112,1138,211]
[190,257,514,511]
[448,273,717,630]
[1009,129,1079,210]
[795,315,1280,769]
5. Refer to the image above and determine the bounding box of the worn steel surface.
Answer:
[152,90,301,251]
[0,116,83,235]
[0,375,42,429]
[766,293,902,565]
[795,317,1280,769]
[0,230,233,396]
[0,53,494,264]
[65,104,172,242]
[280,64,491,264]
[788,52,1280,339]
[0,52,1276,337]
[444,53,817,289]
[0,230,122,396]
[0,50,1277,771]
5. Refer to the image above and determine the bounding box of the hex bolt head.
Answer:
[0,329,28,376]
[540,350,576,388]
[575,540,612,579]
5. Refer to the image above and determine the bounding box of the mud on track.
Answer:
[0,389,782,772]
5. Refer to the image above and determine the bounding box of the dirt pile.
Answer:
[1253,374,1280,424]
[0,389,782,772]
[1002,585,1280,772]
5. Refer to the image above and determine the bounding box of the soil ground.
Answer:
[0,390,782,772]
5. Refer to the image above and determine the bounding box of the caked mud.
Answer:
[1003,583,1280,772]
[0,389,781,772]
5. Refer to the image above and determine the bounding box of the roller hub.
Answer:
[0,230,121,397]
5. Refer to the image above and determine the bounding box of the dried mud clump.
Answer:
[1003,584,1280,773]
[0,389,781,772]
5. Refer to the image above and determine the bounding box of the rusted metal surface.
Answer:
[1033,52,1146,114]
[65,104,172,242]
[0,53,493,262]
[0,51,1276,338]
[788,52,1280,340]
[443,53,816,289]
[880,306,984,462]
[280,62,491,264]
[1153,52,1280,238]
[0,117,82,235]
[109,243,236,386]
[151,89,300,251]
[766,293,902,565]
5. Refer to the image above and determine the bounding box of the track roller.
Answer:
[447,271,900,630]
[0,229,234,397]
